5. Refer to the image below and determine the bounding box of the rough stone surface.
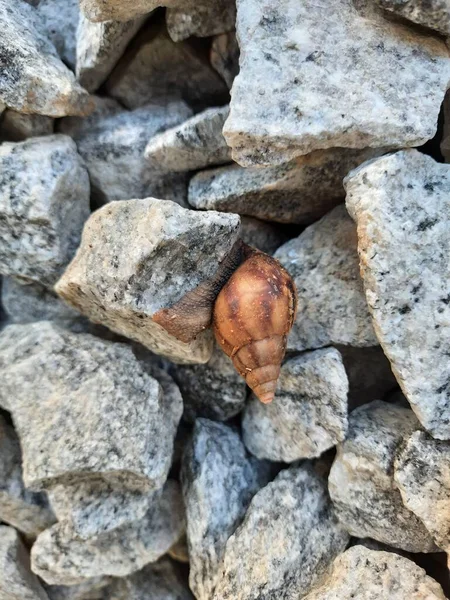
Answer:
[345,150,450,439]
[32,481,185,585]
[0,0,92,117]
[210,32,239,89]
[0,322,181,491]
[328,400,436,553]
[106,24,228,111]
[0,110,54,142]
[274,205,377,351]
[56,199,240,364]
[213,464,349,600]
[189,148,384,224]
[58,96,123,139]
[181,419,272,600]
[0,525,50,600]
[303,546,446,600]
[37,0,79,70]
[374,0,450,35]
[395,431,450,553]
[76,14,146,93]
[0,135,90,288]
[242,348,349,462]
[166,0,236,42]
[171,345,247,422]
[0,414,56,538]
[45,578,111,600]
[224,0,450,166]
[79,0,176,22]
[145,105,231,172]
[239,216,290,255]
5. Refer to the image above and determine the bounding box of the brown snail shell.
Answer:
[213,247,297,404]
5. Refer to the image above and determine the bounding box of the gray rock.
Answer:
[45,578,111,600]
[213,464,349,600]
[189,149,383,224]
[274,205,377,351]
[181,419,272,600]
[32,481,185,585]
[242,348,349,462]
[223,0,450,166]
[0,135,90,288]
[37,0,79,70]
[328,400,436,553]
[79,0,176,22]
[76,14,146,93]
[0,525,50,600]
[171,344,247,422]
[0,414,56,538]
[374,0,450,35]
[145,106,231,172]
[166,0,236,42]
[345,150,450,439]
[55,199,240,364]
[0,322,181,491]
[303,546,446,600]
[58,96,123,138]
[106,23,228,111]
[0,0,92,117]
[0,110,54,142]
[395,431,450,553]
[239,216,290,255]
[210,32,239,89]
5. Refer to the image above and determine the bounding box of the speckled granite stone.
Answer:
[58,96,123,138]
[166,0,236,42]
[45,577,111,600]
[374,0,450,35]
[37,0,79,70]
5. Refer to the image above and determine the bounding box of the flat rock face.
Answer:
[189,148,384,224]
[37,0,79,70]
[374,0,450,35]
[0,322,181,491]
[303,546,446,600]
[181,420,271,600]
[328,400,436,553]
[242,348,349,462]
[0,135,90,288]
[79,0,175,22]
[213,464,349,600]
[395,431,450,553]
[166,0,236,42]
[144,105,231,173]
[0,0,92,117]
[224,0,450,166]
[274,205,377,351]
[0,110,54,142]
[210,32,239,89]
[55,199,240,364]
[345,150,450,440]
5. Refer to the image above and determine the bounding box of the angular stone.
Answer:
[328,400,436,553]
[0,525,50,600]
[213,464,349,600]
[189,149,383,224]
[171,345,246,422]
[274,205,377,351]
[1,110,54,142]
[0,0,92,117]
[239,216,289,255]
[55,199,240,364]
[32,481,185,585]
[0,414,55,538]
[395,431,450,553]
[166,0,236,42]
[0,135,90,288]
[374,0,450,35]
[0,322,181,491]
[242,348,348,462]
[76,14,146,93]
[345,150,450,439]
[106,23,228,111]
[181,419,272,600]
[37,0,79,70]
[145,106,231,172]
[303,546,446,600]
[224,0,450,166]
[210,32,239,89]
[79,0,176,22]
[45,578,111,600]
[57,95,123,138]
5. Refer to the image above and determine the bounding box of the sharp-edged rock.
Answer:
[37,0,79,70]
[166,0,236,42]
[0,110,54,142]
[373,0,450,35]
[210,32,239,89]
[79,0,176,22]
[57,95,123,138]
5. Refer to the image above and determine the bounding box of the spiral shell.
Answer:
[213,248,297,403]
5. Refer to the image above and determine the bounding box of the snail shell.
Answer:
[213,248,297,403]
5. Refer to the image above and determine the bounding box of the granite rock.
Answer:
[0,525,50,600]
[45,578,111,600]
[181,419,272,600]
[76,14,146,93]
[144,105,231,172]
[303,546,446,600]
[79,0,177,22]
[242,348,349,462]
[166,0,236,42]
[0,135,90,288]
[210,32,239,89]
[328,400,436,552]
[238,216,290,255]
[224,0,450,166]
[58,96,123,138]
[0,0,92,117]
[0,110,54,142]
[55,199,240,364]
[345,150,450,439]
[374,0,450,35]
[37,0,79,70]
[32,481,185,585]
[274,205,377,351]
[213,464,349,600]
[0,322,181,491]
[395,431,450,553]
[189,148,384,224]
